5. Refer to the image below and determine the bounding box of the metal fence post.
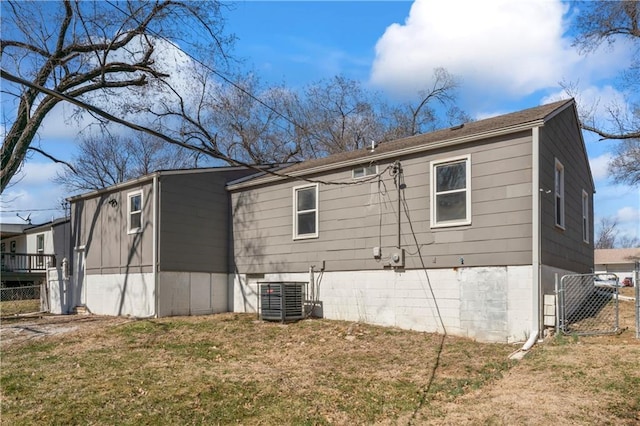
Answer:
[635,261,639,340]
[555,273,560,336]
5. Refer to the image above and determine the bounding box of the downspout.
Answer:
[510,129,543,360]
[531,126,541,343]
[153,175,159,318]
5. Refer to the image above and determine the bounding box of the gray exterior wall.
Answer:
[51,220,71,264]
[71,181,155,275]
[539,106,594,274]
[158,169,255,273]
[230,131,535,274]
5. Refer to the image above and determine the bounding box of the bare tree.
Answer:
[1,0,232,193]
[54,133,199,192]
[595,215,640,248]
[608,138,640,186]
[571,1,640,186]
[291,70,467,159]
[206,76,302,164]
[618,234,640,249]
[383,68,468,140]
[293,75,383,158]
[595,216,619,249]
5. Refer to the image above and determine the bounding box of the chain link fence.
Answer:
[558,273,620,336]
[0,284,44,316]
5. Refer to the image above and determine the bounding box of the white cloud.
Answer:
[370,0,633,101]
[371,0,575,98]
[589,153,612,181]
[18,162,64,186]
[1,162,67,225]
[615,205,640,242]
[617,206,640,224]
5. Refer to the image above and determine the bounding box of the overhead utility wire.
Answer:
[104,0,324,144]
[1,69,388,187]
[106,1,394,180]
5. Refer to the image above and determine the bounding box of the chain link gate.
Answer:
[557,273,620,336]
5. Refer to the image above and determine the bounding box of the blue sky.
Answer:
[2,0,639,242]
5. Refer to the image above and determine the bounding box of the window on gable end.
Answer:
[582,189,589,243]
[554,159,565,229]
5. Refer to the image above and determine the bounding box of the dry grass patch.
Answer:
[1,314,514,425]
[1,298,638,425]
[0,299,41,317]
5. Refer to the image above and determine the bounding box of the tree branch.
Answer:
[27,146,77,174]
[580,122,640,140]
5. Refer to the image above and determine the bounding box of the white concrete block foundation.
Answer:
[229,266,535,343]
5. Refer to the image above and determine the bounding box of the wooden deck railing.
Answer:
[0,253,56,273]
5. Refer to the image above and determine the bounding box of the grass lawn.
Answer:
[1,304,639,425]
[0,299,41,317]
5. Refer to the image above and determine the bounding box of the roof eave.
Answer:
[227,119,545,191]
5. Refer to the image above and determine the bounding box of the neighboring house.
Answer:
[1,217,70,286]
[67,167,257,317]
[228,98,594,342]
[595,248,640,284]
[66,99,595,343]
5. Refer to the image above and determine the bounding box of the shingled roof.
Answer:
[228,98,576,188]
[595,248,640,265]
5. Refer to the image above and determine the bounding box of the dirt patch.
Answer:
[0,315,131,348]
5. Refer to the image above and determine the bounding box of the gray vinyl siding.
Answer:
[71,181,154,275]
[539,106,594,273]
[231,132,534,273]
[158,169,255,273]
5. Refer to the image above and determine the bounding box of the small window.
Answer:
[582,190,589,243]
[128,191,143,234]
[430,155,471,227]
[293,184,318,239]
[353,164,378,179]
[36,234,45,267]
[554,159,565,229]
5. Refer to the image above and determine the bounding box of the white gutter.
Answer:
[531,126,542,342]
[228,120,546,190]
[152,175,159,318]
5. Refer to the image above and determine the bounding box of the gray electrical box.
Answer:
[259,282,305,322]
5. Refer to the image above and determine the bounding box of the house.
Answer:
[228,98,594,342]
[595,248,640,285]
[66,167,257,317]
[66,99,594,343]
[1,217,69,287]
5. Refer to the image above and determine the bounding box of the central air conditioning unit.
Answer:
[259,282,305,322]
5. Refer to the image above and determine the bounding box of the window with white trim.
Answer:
[554,159,565,229]
[582,190,589,243]
[430,155,471,227]
[128,191,143,234]
[36,234,45,267]
[353,164,377,179]
[293,184,318,239]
